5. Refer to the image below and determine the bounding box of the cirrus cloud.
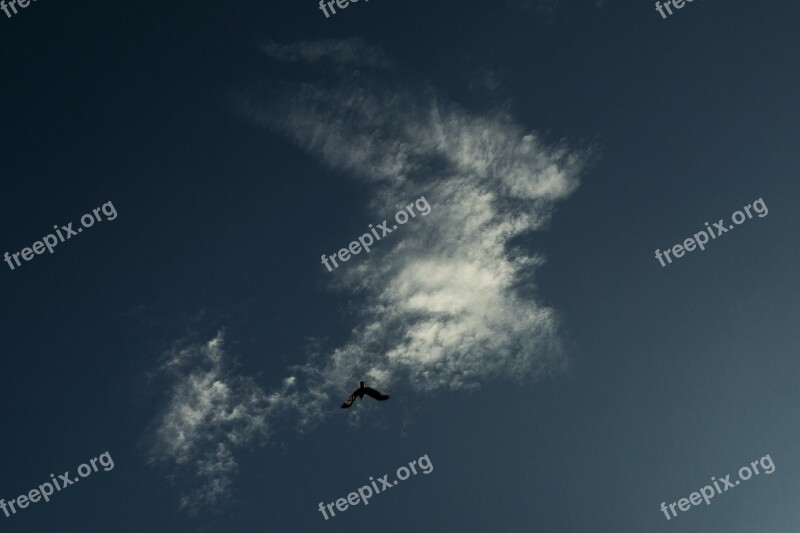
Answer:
[149,37,594,511]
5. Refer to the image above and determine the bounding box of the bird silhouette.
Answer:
[341,381,390,408]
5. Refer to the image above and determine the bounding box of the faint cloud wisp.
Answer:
[146,333,275,513]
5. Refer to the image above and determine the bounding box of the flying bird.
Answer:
[341,381,390,408]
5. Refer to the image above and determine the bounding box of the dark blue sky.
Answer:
[2,0,799,531]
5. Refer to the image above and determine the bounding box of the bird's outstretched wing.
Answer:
[362,387,390,401]
[341,390,359,409]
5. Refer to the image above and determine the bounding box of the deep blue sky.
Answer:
[2,0,799,532]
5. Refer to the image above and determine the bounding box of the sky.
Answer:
[1,0,799,531]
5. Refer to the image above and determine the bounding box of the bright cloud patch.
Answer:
[237,37,590,411]
[151,38,592,512]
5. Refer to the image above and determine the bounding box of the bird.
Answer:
[341,381,390,408]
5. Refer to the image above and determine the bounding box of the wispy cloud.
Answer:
[237,37,591,420]
[150,38,593,511]
[468,66,506,96]
[147,333,277,513]
[260,37,394,70]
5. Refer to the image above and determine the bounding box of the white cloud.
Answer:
[237,38,590,419]
[151,39,592,512]
[147,332,272,513]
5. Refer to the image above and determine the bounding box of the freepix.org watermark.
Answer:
[1,0,39,20]
[317,453,433,520]
[318,0,369,19]
[659,453,775,521]
[654,0,697,20]
[654,198,768,268]
[321,196,431,272]
[4,201,117,272]
[1,451,114,519]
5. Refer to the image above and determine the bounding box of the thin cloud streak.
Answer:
[260,37,395,70]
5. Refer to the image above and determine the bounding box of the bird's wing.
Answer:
[340,391,358,408]
[362,387,390,401]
